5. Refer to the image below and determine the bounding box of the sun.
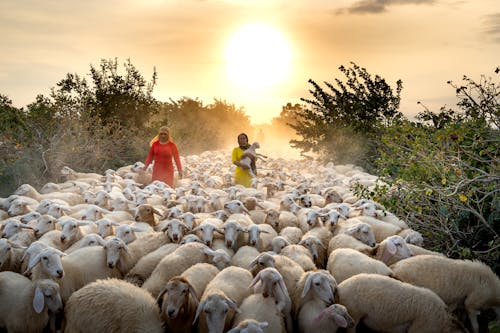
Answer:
[225,22,292,91]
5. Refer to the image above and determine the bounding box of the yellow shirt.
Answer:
[232,147,252,188]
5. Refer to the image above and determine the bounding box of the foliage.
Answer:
[152,97,252,154]
[288,62,403,171]
[0,59,159,196]
[357,69,500,273]
[51,58,159,129]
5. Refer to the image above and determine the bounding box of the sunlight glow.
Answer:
[225,22,292,92]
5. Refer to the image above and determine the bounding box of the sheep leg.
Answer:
[465,306,480,333]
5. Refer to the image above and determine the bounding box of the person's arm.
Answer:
[172,143,183,178]
[144,144,155,168]
[232,148,248,169]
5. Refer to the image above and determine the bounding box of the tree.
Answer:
[289,62,403,170]
[51,58,159,129]
[363,68,500,274]
[153,97,252,154]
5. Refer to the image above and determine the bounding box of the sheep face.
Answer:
[345,223,376,247]
[224,200,248,214]
[302,271,336,305]
[29,247,65,279]
[159,278,196,319]
[104,237,128,269]
[34,279,63,314]
[195,294,237,333]
[33,215,57,238]
[0,239,14,271]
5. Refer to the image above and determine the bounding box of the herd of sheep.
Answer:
[0,148,499,333]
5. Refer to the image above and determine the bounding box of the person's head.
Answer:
[237,133,248,147]
[158,126,170,142]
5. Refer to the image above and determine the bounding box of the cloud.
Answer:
[337,0,436,15]
[483,13,500,43]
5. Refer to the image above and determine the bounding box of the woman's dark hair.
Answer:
[237,133,248,141]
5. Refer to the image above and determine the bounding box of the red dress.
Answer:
[144,141,182,187]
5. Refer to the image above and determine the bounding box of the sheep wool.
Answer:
[64,278,164,333]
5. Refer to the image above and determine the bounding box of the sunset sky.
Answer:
[1,0,499,124]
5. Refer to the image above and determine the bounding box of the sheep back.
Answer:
[64,278,163,333]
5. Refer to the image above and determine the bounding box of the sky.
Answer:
[1,0,499,125]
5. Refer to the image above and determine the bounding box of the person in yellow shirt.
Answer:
[231,133,255,187]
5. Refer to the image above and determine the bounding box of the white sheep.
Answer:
[238,142,267,178]
[271,236,291,254]
[1,219,35,247]
[95,218,120,238]
[299,228,330,268]
[194,266,253,333]
[0,238,26,273]
[293,269,337,318]
[249,267,293,332]
[372,234,413,266]
[58,216,96,249]
[308,303,354,332]
[346,215,402,243]
[64,233,106,254]
[32,214,59,238]
[14,183,82,206]
[30,245,122,303]
[161,218,191,243]
[278,226,303,244]
[230,295,286,333]
[326,248,393,284]
[327,223,376,256]
[231,245,260,269]
[124,243,179,286]
[228,318,272,333]
[115,223,154,244]
[246,223,277,251]
[192,217,225,247]
[335,273,461,333]
[264,209,299,232]
[104,230,169,275]
[156,263,219,333]
[142,242,211,298]
[0,271,63,333]
[64,278,163,333]
[248,252,305,302]
[390,254,500,333]
[280,244,316,271]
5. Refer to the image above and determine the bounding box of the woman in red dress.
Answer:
[144,126,183,187]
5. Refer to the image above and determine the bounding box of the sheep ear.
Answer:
[332,311,349,328]
[204,248,215,257]
[193,300,206,324]
[247,256,259,270]
[386,239,397,255]
[259,321,269,329]
[249,271,262,289]
[302,273,314,298]
[188,284,199,307]
[225,297,238,311]
[278,277,289,296]
[26,252,42,273]
[152,208,164,218]
[33,286,45,314]
[156,286,168,309]
[96,237,107,246]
